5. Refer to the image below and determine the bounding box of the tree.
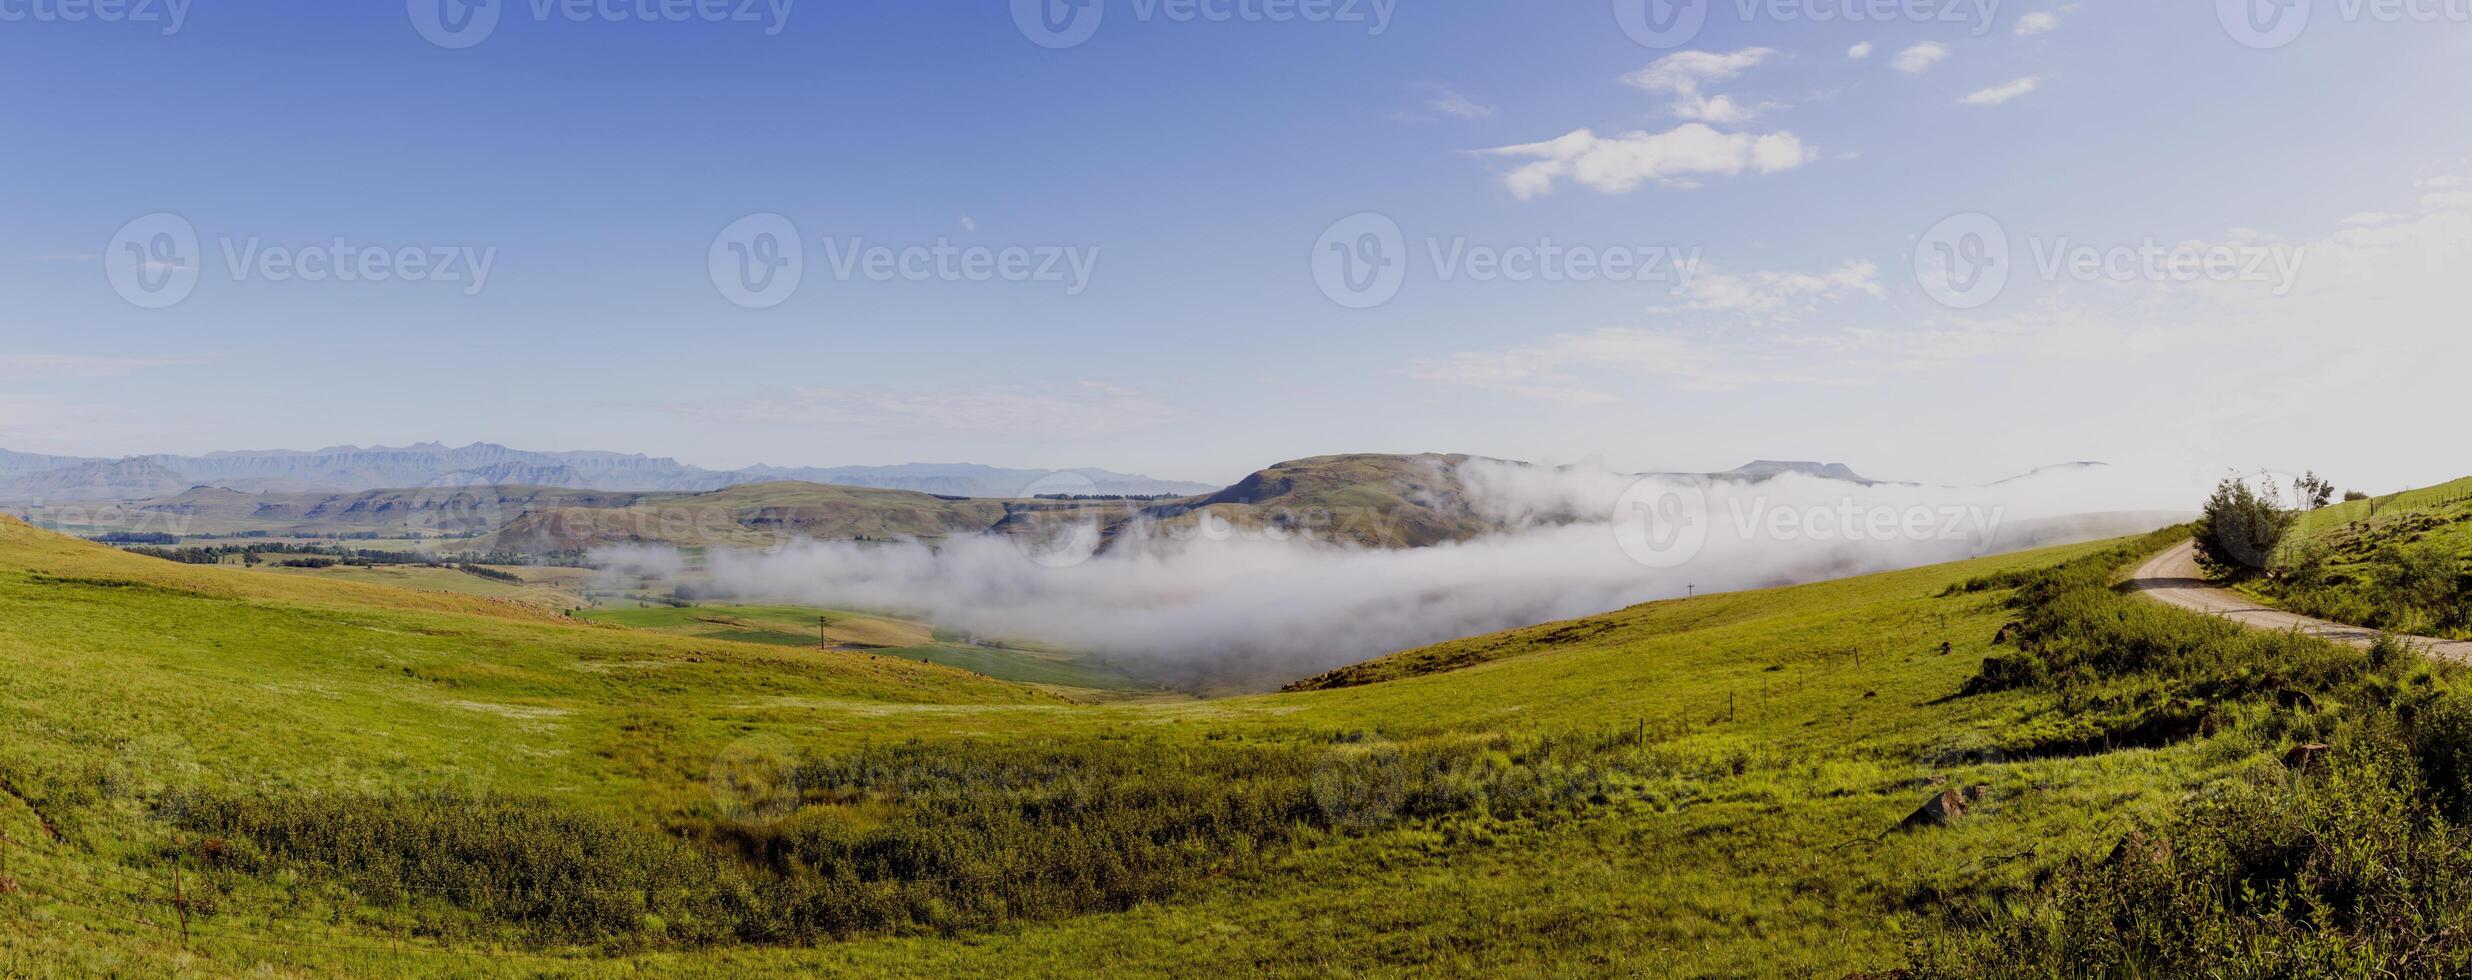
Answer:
[2192,474,2298,578]
[2344,490,2371,503]
[2296,471,2336,510]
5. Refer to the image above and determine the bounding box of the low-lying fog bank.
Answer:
[592,460,2193,688]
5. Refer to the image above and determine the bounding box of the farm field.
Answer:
[0,511,2360,976]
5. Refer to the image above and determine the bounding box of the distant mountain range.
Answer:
[6,451,2134,559]
[0,443,1221,502]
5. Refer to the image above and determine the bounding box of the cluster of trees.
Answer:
[128,542,433,567]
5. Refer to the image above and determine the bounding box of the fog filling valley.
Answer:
[592,460,2191,686]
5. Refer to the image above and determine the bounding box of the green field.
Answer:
[2244,475,2472,638]
[574,605,1157,692]
[0,510,2429,976]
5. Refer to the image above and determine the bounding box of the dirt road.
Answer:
[2125,539,2472,664]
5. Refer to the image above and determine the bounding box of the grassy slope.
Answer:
[1,519,2244,977]
[0,514,1047,817]
[258,563,590,609]
[2244,475,2472,637]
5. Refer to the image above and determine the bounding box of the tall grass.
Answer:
[162,731,1658,951]
[1920,525,2472,974]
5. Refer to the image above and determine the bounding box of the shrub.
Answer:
[2192,475,2298,578]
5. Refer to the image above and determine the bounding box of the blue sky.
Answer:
[4,2,2468,489]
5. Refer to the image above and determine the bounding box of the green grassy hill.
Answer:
[0,512,2418,976]
[2247,475,2472,638]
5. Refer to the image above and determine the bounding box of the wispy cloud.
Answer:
[1892,42,1950,75]
[1847,42,1874,60]
[1665,260,1886,322]
[1960,77,2042,107]
[1622,48,1782,123]
[2014,11,2061,35]
[1427,86,1497,119]
[1476,124,1813,199]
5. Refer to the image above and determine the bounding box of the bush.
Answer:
[2192,475,2298,578]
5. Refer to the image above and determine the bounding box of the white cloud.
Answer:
[1892,42,1950,75]
[673,381,1186,438]
[1959,77,2041,107]
[1847,42,1874,59]
[2341,212,2399,226]
[1478,125,1814,199]
[959,215,977,233]
[1428,87,1497,119]
[2421,175,2467,189]
[1623,48,1783,123]
[2014,11,2060,35]
[2422,190,2472,210]
[1670,260,1886,321]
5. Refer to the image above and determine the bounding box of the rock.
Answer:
[2283,743,2331,773]
[1898,789,1968,831]
[2274,689,2318,712]
[0,876,15,896]
[1961,784,1991,804]
[2105,829,2172,867]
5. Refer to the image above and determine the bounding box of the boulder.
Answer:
[2283,743,2331,773]
[1898,789,1968,831]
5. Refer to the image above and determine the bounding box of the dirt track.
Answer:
[2124,539,2472,664]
